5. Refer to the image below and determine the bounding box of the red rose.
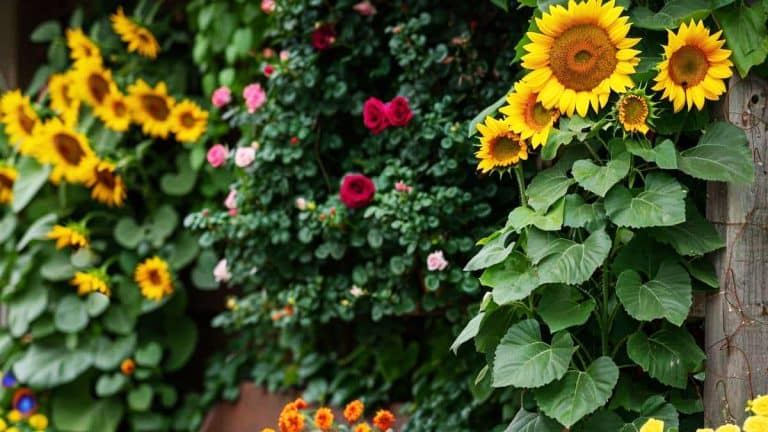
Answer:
[339,174,376,209]
[312,24,336,50]
[263,65,275,77]
[385,96,413,127]
[363,97,389,134]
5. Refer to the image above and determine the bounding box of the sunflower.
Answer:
[0,166,18,205]
[615,89,656,134]
[84,159,127,207]
[65,28,102,65]
[33,118,95,184]
[651,20,733,113]
[0,90,40,147]
[111,7,161,59]
[94,91,132,132]
[521,0,641,117]
[73,59,115,108]
[170,100,208,143]
[127,80,175,138]
[500,81,560,148]
[134,256,174,301]
[70,269,110,296]
[475,116,529,174]
[48,72,80,126]
[47,223,89,249]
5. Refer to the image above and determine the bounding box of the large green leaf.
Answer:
[563,194,606,231]
[528,228,611,285]
[52,378,124,432]
[135,342,162,367]
[41,252,76,281]
[451,312,484,353]
[7,283,48,337]
[17,213,57,251]
[648,204,724,256]
[612,232,678,278]
[616,260,692,326]
[94,334,136,370]
[480,253,540,305]
[114,218,143,249]
[572,153,631,197]
[12,158,51,213]
[13,341,94,387]
[464,230,515,272]
[505,198,565,232]
[714,2,768,77]
[96,373,127,397]
[573,410,625,432]
[526,165,575,213]
[475,305,518,354]
[631,0,712,30]
[677,122,755,184]
[160,154,198,196]
[619,396,680,431]
[493,319,574,388]
[54,295,89,333]
[627,326,705,389]
[504,409,562,432]
[605,172,686,228]
[626,139,677,169]
[538,285,596,332]
[534,357,619,428]
[163,316,197,371]
[128,384,154,412]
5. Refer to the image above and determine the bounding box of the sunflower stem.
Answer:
[513,164,527,207]
[673,110,689,144]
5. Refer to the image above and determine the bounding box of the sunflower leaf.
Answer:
[678,121,754,184]
[604,172,686,228]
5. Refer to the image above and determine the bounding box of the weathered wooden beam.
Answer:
[704,74,768,426]
[0,0,18,90]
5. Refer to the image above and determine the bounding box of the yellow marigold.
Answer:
[111,7,161,59]
[354,424,372,432]
[475,116,528,174]
[652,20,733,112]
[65,28,102,65]
[744,416,768,432]
[170,100,208,143]
[6,410,21,423]
[127,79,175,139]
[6,428,17,432]
[372,410,395,431]
[94,91,132,132]
[344,400,364,423]
[70,269,111,296]
[134,256,174,301]
[31,118,95,184]
[0,90,39,147]
[261,429,277,432]
[716,425,741,432]
[83,159,127,207]
[698,429,715,432]
[499,80,559,149]
[28,413,48,430]
[72,59,115,108]
[278,403,305,432]
[749,395,768,416]
[0,166,18,205]
[313,407,333,431]
[0,418,6,430]
[640,419,664,432]
[47,224,89,249]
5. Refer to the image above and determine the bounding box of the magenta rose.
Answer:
[339,173,376,209]
[385,96,413,127]
[312,24,337,50]
[207,144,229,168]
[363,97,389,134]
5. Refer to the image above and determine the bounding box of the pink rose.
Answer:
[295,197,307,210]
[280,50,290,61]
[263,65,275,77]
[339,173,376,209]
[243,83,267,113]
[386,96,413,127]
[224,189,238,210]
[234,147,256,167]
[350,285,365,297]
[261,0,276,14]
[228,208,238,217]
[427,250,448,271]
[363,97,389,134]
[353,1,377,16]
[211,86,232,108]
[263,48,275,58]
[213,259,231,283]
[395,181,413,193]
[312,24,336,50]
[207,144,229,168]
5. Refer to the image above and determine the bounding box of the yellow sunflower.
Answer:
[33,118,95,184]
[48,72,80,126]
[651,20,733,113]
[0,166,18,205]
[0,90,40,147]
[475,116,529,174]
[521,0,641,117]
[84,159,127,207]
[500,81,560,148]
[111,7,161,59]
[94,91,132,132]
[134,256,174,301]
[127,79,175,138]
[70,269,110,296]
[66,28,102,65]
[170,100,208,143]
[47,223,89,249]
[73,59,115,108]
[615,89,655,134]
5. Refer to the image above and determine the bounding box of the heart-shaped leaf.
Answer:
[605,172,687,228]
[627,326,705,389]
[616,260,691,326]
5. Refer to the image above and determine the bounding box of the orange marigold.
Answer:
[294,398,308,409]
[262,429,276,432]
[354,423,372,432]
[372,410,395,431]
[344,400,365,423]
[313,407,334,431]
[278,402,305,432]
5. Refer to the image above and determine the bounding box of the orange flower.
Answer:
[278,402,305,432]
[344,400,365,423]
[372,410,395,431]
[354,424,372,432]
[294,398,308,409]
[262,429,276,432]
[120,358,135,375]
[313,407,334,431]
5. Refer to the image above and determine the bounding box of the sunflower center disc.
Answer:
[491,135,521,161]
[113,100,128,117]
[621,95,648,125]
[148,269,162,285]
[669,45,708,88]
[527,96,553,129]
[88,74,110,104]
[53,133,85,165]
[142,95,170,121]
[96,166,117,189]
[18,107,36,134]
[181,112,195,127]
[550,24,617,92]
[0,173,13,189]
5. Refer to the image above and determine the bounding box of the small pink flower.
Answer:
[211,87,232,108]
[213,259,231,283]
[263,65,275,77]
[224,189,238,210]
[228,208,238,217]
[395,181,413,193]
[280,50,290,61]
[350,285,364,297]
[261,0,276,14]
[243,83,267,113]
[295,197,307,210]
[207,144,229,168]
[290,136,299,145]
[353,1,377,16]
[263,48,275,58]
[427,250,448,271]
[235,147,256,167]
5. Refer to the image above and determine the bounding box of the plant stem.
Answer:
[513,164,527,207]
[600,268,611,356]
[673,110,690,144]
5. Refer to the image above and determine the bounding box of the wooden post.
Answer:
[0,0,18,91]
[704,74,768,426]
